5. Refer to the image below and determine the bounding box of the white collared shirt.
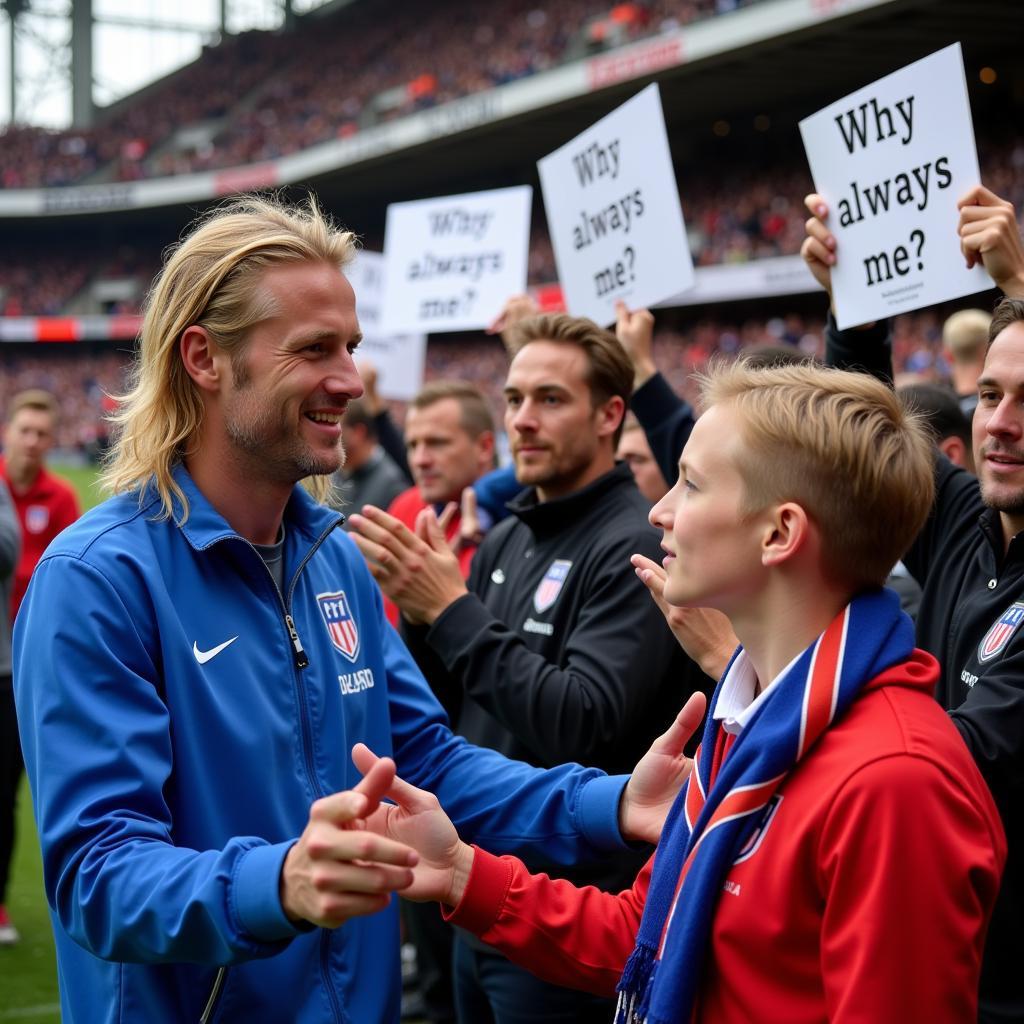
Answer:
[712,648,802,735]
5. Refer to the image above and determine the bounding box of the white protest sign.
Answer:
[537,83,693,325]
[380,185,532,334]
[799,43,990,329]
[346,250,426,401]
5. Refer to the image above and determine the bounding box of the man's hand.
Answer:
[487,293,540,340]
[352,744,475,906]
[619,691,707,845]
[801,193,878,328]
[631,554,737,681]
[958,185,1024,298]
[356,359,384,415]
[800,193,837,304]
[457,487,484,549]
[348,504,468,624]
[435,489,483,553]
[280,755,419,929]
[615,301,657,391]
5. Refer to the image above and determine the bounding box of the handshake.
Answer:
[279,692,706,930]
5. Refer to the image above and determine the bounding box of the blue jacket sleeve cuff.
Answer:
[576,774,629,852]
[234,841,307,942]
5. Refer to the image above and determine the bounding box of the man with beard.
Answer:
[12,196,695,1024]
[349,313,706,1024]
[801,183,1024,1023]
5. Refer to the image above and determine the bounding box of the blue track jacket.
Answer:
[13,466,627,1023]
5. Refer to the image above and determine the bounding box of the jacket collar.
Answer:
[506,462,636,536]
[169,463,344,552]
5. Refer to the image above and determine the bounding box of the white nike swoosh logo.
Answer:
[193,636,238,665]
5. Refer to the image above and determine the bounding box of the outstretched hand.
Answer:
[353,744,475,906]
[279,754,419,929]
[619,691,707,845]
[631,554,737,681]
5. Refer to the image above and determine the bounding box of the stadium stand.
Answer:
[0,0,1018,456]
[3,132,1022,317]
[0,0,764,190]
[0,302,976,462]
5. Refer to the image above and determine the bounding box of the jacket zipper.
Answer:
[283,533,348,1022]
[206,517,347,1021]
[199,967,226,1023]
[284,612,309,668]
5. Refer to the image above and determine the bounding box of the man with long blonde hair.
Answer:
[12,194,683,1024]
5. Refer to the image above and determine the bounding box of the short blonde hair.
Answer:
[943,308,991,363]
[698,360,934,589]
[102,193,356,520]
[7,389,59,424]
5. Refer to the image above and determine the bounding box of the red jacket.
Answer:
[445,651,1006,1023]
[0,457,80,621]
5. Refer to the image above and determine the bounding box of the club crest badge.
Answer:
[733,794,783,865]
[978,601,1024,663]
[25,505,49,534]
[317,590,360,662]
[533,559,572,614]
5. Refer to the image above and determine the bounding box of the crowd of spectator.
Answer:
[1,0,761,189]
[4,127,1021,316]
[0,32,294,190]
[0,349,127,456]
[0,299,977,466]
[6,129,1022,317]
[0,242,92,317]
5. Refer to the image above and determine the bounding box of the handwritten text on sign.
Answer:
[380,185,532,334]
[538,84,693,325]
[799,44,989,328]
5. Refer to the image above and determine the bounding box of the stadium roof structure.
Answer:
[1,0,351,129]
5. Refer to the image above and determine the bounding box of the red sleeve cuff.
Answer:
[442,845,515,936]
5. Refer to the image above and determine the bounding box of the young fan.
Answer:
[358,359,1007,1024]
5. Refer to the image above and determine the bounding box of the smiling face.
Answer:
[504,339,621,502]
[974,322,1024,540]
[218,260,364,486]
[650,403,769,613]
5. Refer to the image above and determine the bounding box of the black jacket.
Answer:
[630,371,695,486]
[828,314,1022,1023]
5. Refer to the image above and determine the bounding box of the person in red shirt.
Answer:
[383,381,496,631]
[0,389,80,944]
[357,360,1007,1024]
[0,390,81,620]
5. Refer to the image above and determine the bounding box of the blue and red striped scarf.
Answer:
[615,588,914,1024]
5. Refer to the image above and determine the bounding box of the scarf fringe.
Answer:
[616,943,656,1023]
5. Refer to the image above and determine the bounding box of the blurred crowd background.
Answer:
[1,0,1020,460]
